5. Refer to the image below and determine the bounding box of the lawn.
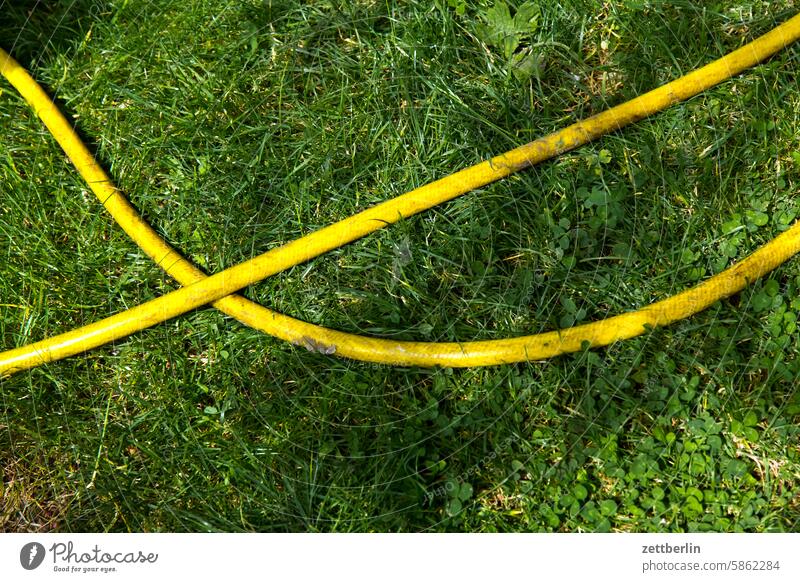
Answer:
[1,0,799,532]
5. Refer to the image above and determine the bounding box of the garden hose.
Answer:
[1,11,800,376]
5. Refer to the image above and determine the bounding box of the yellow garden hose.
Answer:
[1,12,800,376]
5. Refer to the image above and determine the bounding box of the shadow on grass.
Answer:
[0,0,107,67]
[1,0,107,533]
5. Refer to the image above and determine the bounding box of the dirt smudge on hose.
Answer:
[293,336,337,355]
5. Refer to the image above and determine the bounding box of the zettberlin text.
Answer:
[642,543,700,554]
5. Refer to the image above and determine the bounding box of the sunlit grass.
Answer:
[1,0,799,531]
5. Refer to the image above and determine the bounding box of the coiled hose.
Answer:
[1,12,800,376]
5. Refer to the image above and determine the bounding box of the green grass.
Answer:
[1,0,800,532]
